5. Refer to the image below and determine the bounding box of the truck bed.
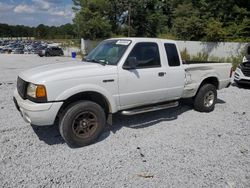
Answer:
[182,63,231,98]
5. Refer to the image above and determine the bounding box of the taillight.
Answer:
[230,67,233,78]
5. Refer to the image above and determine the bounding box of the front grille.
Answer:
[241,62,250,77]
[242,69,250,77]
[17,77,28,99]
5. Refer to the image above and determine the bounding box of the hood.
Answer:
[19,61,117,84]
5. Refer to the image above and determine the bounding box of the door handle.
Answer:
[103,79,114,83]
[158,72,166,77]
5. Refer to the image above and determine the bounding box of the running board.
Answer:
[121,101,179,116]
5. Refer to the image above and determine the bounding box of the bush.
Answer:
[180,48,191,61]
[180,49,244,69]
[208,56,226,62]
[191,52,209,61]
[158,33,177,40]
[229,52,244,70]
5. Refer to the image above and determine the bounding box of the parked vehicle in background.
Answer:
[14,38,232,147]
[34,46,47,55]
[3,48,12,54]
[38,46,64,57]
[12,48,24,54]
[234,44,250,85]
[242,44,250,63]
[0,39,59,55]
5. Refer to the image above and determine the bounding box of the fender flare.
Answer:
[55,84,118,113]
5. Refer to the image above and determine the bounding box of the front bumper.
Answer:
[234,68,250,84]
[13,89,63,126]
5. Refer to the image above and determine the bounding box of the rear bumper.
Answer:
[234,68,250,84]
[13,89,63,126]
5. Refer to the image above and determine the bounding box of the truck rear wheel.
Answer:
[194,84,217,112]
[59,101,106,147]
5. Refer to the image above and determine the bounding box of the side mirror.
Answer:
[123,57,138,70]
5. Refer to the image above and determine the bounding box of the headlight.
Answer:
[27,83,36,98]
[27,83,47,102]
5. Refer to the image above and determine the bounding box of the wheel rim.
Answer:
[72,111,98,139]
[204,91,215,107]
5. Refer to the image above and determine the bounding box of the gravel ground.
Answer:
[0,54,249,187]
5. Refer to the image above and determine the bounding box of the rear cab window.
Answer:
[164,43,180,67]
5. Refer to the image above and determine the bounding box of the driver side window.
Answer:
[126,42,161,68]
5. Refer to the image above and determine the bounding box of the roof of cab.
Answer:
[107,37,176,44]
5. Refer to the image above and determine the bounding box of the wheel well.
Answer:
[199,77,219,90]
[57,91,110,120]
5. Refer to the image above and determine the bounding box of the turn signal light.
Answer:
[36,85,47,98]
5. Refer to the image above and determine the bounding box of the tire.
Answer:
[59,101,106,147]
[45,52,49,57]
[194,84,217,112]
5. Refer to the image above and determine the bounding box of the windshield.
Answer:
[84,40,131,65]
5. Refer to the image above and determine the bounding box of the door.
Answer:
[163,43,185,100]
[118,42,169,109]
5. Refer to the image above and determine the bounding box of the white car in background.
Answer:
[234,44,250,85]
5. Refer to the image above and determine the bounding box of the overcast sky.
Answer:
[0,0,74,26]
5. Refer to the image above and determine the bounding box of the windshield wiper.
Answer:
[84,58,106,66]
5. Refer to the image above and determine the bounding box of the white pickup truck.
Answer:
[14,38,232,147]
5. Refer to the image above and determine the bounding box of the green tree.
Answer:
[1,0,250,41]
[35,24,50,39]
[193,0,250,40]
[205,19,227,41]
[172,3,205,40]
[73,0,112,39]
[73,0,168,38]
[0,23,76,39]
[130,0,167,37]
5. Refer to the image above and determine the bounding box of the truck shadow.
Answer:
[109,99,192,132]
[217,98,226,104]
[31,124,65,145]
[109,98,226,132]
[31,98,226,146]
[231,83,250,90]
[31,123,112,146]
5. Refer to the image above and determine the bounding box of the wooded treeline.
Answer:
[0,23,76,39]
[1,0,250,41]
[73,0,250,41]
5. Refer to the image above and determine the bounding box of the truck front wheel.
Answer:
[59,101,106,147]
[194,84,217,112]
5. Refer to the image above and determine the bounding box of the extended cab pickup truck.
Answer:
[14,38,232,147]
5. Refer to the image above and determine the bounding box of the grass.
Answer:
[180,48,244,70]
